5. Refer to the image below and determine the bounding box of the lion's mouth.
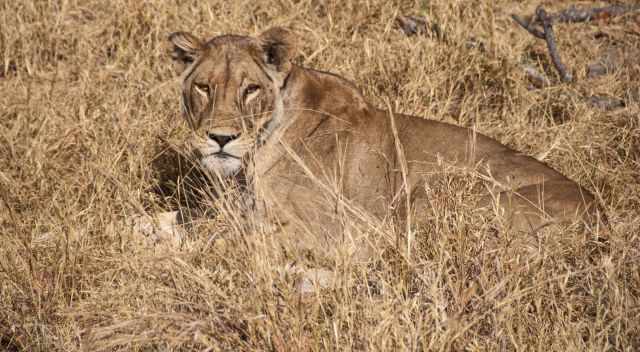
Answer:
[208,151,240,159]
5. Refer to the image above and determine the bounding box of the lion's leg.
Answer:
[480,180,601,233]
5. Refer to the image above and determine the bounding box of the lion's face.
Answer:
[181,48,277,177]
[169,28,296,177]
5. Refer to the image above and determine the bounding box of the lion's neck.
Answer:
[283,65,370,113]
[279,66,371,139]
[250,65,372,179]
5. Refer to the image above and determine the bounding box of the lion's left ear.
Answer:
[258,27,297,80]
[168,31,204,74]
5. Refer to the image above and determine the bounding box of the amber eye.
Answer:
[195,83,210,95]
[244,84,260,97]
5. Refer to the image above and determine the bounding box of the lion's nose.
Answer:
[208,133,239,148]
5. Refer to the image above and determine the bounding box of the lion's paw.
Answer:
[281,266,335,294]
[131,211,186,246]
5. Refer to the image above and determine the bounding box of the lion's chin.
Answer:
[200,155,243,178]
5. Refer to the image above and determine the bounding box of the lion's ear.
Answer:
[168,32,204,73]
[258,27,297,78]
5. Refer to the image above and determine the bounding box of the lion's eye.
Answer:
[194,83,210,95]
[242,84,261,105]
[244,84,260,97]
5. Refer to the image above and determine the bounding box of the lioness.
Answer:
[153,27,602,260]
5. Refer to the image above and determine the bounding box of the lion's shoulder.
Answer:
[288,66,372,118]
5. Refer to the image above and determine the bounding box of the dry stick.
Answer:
[512,7,572,83]
[513,4,640,83]
[512,13,550,86]
[555,4,640,23]
[537,7,573,83]
[511,14,544,39]
[396,15,446,41]
[514,4,640,28]
[396,15,427,36]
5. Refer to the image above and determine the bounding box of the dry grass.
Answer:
[1,0,640,350]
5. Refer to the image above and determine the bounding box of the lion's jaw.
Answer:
[191,137,245,177]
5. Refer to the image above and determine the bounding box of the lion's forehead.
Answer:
[199,36,261,65]
[195,53,262,85]
[205,34,256,47]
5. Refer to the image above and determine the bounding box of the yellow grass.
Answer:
[1,0,639,350]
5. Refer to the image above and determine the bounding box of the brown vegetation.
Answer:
[1,0,639,350]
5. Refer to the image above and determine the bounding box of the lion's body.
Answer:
[252,66,597,237]
[162,28,602,260]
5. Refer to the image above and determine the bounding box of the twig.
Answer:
[555,4,640,23]
[536,7,572,83]
[514,4,640,28]
[513,3,640,84]
[512,6,573,83]
[511,14,544,39]
[396,15,426,36]
[396,15,445,41]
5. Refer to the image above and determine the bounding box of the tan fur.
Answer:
[167,27,603,259]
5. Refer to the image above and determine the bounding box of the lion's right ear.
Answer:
[168,32,204,73]
[258,27,297,83]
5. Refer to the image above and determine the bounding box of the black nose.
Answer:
[208,133,238,148]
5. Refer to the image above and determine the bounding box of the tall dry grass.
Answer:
[1,0,639,350]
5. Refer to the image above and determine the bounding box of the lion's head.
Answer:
[169,27,297,177]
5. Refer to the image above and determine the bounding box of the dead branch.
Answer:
[513,3,640,84]
[396,15,445,41]
[396,15,426,36]
[512,6,573,83]
[555,4,640,23]
[537,7,573,83]
[511,14,544,39]
[513,4,640,28]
